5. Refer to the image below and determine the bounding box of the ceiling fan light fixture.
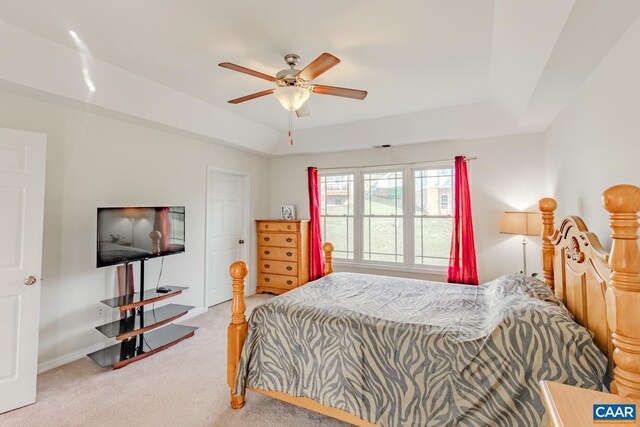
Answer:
[274,86,310,111]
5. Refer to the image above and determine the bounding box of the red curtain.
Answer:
[308,167,325,280]
[447,156,479,285]
[153,207,170,252]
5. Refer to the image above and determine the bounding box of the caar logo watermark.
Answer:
[593,404,636,423]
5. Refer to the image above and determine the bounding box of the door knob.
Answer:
[239,240,245,244]
[24,275,37,286]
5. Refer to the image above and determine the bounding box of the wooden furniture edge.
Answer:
[601,184,640,397]
[227,242,336,411]
[115,309,189,341]
[539,197,557,290]
[228,261,249,409]
[116,289,183,312]
[540,380,640,426]
[249,388,377,427]
[323,242,334,274]
[539,380,564,427]
[113,330,195,369]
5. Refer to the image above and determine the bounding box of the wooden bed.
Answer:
[227,184,640,425]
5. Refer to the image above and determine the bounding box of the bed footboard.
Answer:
[227,242,335,409]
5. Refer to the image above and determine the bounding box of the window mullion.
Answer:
[404,166,414,267]
[354,171,364,263]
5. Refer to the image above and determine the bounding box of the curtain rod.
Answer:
[316,156,477,172]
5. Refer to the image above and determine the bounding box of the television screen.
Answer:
[97,206,185,268]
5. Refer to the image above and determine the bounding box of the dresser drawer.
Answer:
[259,233,297,247]
[257,222,298,232]
[259,260,298,276]
[258,274,298,290]
[259,246,297,261]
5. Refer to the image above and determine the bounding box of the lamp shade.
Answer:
[122,207,147,219]
[274,86,310,111]
[500,211,542,236]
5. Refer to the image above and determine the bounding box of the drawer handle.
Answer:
[264,250,270,255]
[264,264,270,269]
[286,238,292,243]
[287,280,293,285]
[264,277,270,283]
[265,224,269,229]
[286,252,292,257]
[287,225,291,229]
[286,266,293,271]
[264,237,270,242]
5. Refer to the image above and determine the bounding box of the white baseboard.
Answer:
[37,306,207,374]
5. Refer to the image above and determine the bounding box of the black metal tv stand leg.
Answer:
[137,259,145,354]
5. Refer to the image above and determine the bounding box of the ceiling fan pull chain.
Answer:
[289,110,294,145]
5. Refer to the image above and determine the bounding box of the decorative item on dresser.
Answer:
[256,219,309,294]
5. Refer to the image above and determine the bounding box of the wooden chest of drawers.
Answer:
[256,219,309,295]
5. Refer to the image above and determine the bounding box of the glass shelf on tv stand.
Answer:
[96,303,195,340]
[87,324,197,369]
[100,286,187,311]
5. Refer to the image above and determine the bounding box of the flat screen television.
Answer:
[97,206,185,268]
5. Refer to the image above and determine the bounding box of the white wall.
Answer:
[0,91,270,371]
[270,134,546,283]
[545,15,640,245]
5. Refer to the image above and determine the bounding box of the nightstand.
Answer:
[540,380,640,426]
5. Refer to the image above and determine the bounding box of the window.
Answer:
[440,194,450,212]
[320,164,455,269]
[414,168,454,267]
[168,206,185,245]
[363,171,403,262]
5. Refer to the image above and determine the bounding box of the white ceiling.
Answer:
[0,0,490,131]
[0,0,639,153]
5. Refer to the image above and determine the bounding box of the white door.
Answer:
[206,169,248,307]
[0,128,46,414]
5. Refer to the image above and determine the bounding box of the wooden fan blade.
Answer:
[296,102,311,118]
[297,53,340,81]
[312,85,368,100]
[228,89,274,104]
[219,62,276,82]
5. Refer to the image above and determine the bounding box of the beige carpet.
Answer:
[0,295,349,427]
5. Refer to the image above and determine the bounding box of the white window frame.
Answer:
[319,161,455,273]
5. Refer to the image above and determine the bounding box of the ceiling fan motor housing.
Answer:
[277,54,304,86]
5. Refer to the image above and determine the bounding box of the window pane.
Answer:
[364,171,403,216]
[323,216,354,260]
[363,217,404,263]
[321,175,354,216]
[414,217,452,266]
[320,173,355,261]
[414,169,453,216]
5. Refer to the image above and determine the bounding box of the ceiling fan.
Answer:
[219,53,368,118]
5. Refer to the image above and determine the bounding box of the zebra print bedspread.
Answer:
[234,273,607,426]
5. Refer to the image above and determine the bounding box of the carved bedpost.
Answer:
[323,242,334,275]
[539,198,558,290]
[149,230,161,255]
[602,184,640,397]
[228,261,248,409]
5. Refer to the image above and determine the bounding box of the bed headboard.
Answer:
[540,185,640,398]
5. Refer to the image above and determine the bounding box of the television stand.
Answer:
[88,259,197,369]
